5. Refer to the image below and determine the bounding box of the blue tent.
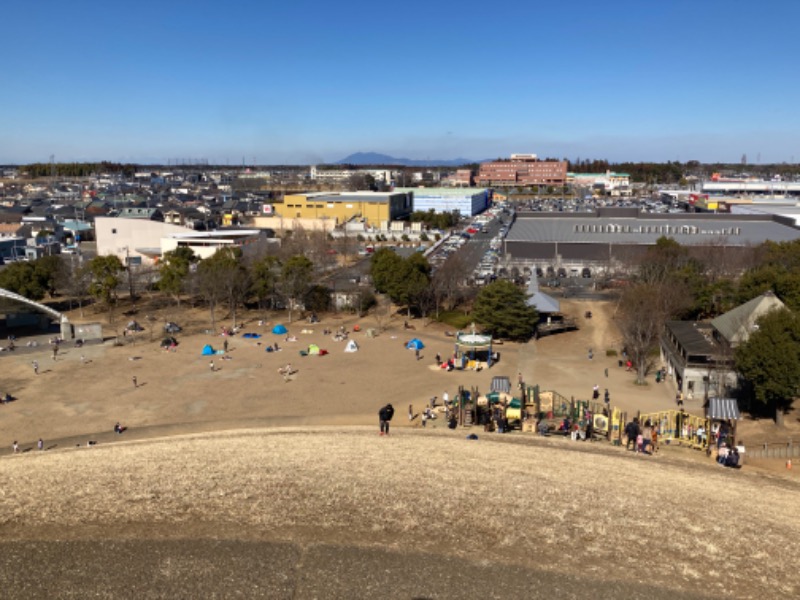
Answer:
[406,338,425,350]
[201,344,215,356]
[272,324,288,335]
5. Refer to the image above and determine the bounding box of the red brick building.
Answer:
[476,154,567,186]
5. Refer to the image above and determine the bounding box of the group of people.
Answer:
[624,418,658,455]
[715,443,741,468]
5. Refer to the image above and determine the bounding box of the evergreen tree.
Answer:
[472,280,538,341]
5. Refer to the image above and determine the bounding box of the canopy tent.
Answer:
[201,344,215,356]
[455,326,495,368]
[344,340,359,352]
[272,324,288,335]
[490,376,512,394]
[406,339,425,350]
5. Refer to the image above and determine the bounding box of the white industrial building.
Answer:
[394,187,490,217]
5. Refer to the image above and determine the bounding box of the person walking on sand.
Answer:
[408,404,413,421]
[32,360,39,375]
[52,346,58,361]
[209,360,215,372]
[435,353,441,366]
[223,339,229,353]
[37,438,44,451]
[132,375,138,389]
[12,440,19,453]
[379,403,395,436]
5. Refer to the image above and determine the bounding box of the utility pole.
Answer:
[125,246,137,312]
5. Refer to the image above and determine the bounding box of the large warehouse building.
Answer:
[503,207,800,274]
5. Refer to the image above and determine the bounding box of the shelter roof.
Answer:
[525,277,560,313]
[707,397,740,420]
[490,376,512,394]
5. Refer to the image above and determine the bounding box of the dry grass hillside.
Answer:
[1,428,798,599]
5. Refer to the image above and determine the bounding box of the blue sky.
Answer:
[2,0,799,165]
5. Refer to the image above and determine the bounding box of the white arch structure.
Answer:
[0,287,71,338]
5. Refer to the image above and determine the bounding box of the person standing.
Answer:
[223,339,229,353]
[37,438,44,451]
[32,360,39,375]
[415,347,420,361]
[443,391,449,407]
[604,389,610,405]
[379,403,394,435]
[408,404,413,421]
[435,353,441,366]
[132,375,138,389]
[12,440,19,453]
[209,360,215,372]
[592,385,600,401]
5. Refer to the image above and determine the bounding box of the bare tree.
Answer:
[617,282,691,385]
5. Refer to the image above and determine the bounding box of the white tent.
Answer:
[344,339,359,352]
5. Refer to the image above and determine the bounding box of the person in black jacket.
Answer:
[625,418,640,451]
[379,403,395,435]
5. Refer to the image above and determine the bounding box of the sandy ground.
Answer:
[2,297,796,462]
[1,298,683,447]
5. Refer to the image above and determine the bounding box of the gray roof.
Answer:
[710,291,785,345]
[526,277,560,313]
[506,214,800,247]
[665,321,717,358]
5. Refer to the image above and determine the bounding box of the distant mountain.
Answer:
[336,152,476,167]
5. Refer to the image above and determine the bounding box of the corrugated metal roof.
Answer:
[490,376,512,393]
[707,397,741,420]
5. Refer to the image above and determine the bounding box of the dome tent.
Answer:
[272,324,288,335]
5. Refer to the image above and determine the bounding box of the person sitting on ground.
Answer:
[724,447,740,468]
[278,363,293,375]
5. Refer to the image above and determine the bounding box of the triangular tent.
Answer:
[201,344,215,356]
[344,340,359,352]
[272,324,288,335]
